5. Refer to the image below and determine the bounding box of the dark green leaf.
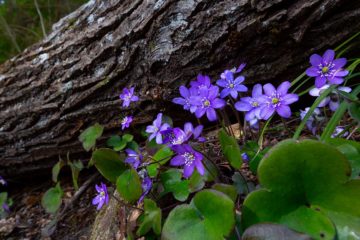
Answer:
[242,139,360,239]
[116,168,142,203]
[162,189,235,240]
[218,129,242,169]
[122,134,134,143]
[107,135,127,151]
[92,148,127,183]
[160,169,190,202]
[41,183,63,214]
[137,199,162,236]
[78,123,104,151]
[52,159,64,183]
[212,183,237,202]
[232,172,249,195]
[348,102,360,123]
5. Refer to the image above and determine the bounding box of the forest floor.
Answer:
[1,118,359,240]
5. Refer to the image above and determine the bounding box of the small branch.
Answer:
[34,0,47,38]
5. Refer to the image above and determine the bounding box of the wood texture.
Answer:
[1,0,360,177]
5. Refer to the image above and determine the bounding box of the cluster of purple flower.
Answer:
[301,49,351,134]
[235,82,299,128]
[145,113,206,178]
[119,87,139,130]
[173,64,299,127]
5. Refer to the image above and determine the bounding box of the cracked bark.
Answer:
[1,0,360,177]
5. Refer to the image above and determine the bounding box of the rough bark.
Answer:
[1,0,360,177]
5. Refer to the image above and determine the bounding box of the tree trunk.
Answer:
[1,0,360,177]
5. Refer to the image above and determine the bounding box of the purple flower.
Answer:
[92,183,109,210]
[190,86,226,121]
[172,86,198,113]
[241,153,250,163]
[119,87,139,108]
[121,116,133,130]
[220,63,246,79]
[216,71,248,99]
[2,203,10,213]
[190,74,213,92]
[309,85,352,111]
[138,176,152,204]
[300,107,323,135]
[161,128,187,146]
[258,81,299,119]
[0,176,6,186]
[235,84,263,126]
[170,144,204,178]
[145,113,170,144]
[331,126,349,138]
[183,122,205,142]
[306,49,349,88]
[125,149,143,169]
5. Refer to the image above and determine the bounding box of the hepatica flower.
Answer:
[216,70,247,99]
[125,149,143,169]
[258,81,299,119]
[92,183,109,210]
[146,113,170,144]
[306,49,349,88]
[183,122,205,142]
[300,107,323,135]
[138,176,152,204]
[235,84,263,127]
[190,74,213,92]
[309,85,352,111]
[170,144,204,178]
[0,176,6,186]
[172,86,197,113]
[121,116,133,130]
[161,127,187,146]
[331,126,349,138]
[190,86,226,121]
[119,87,139,108]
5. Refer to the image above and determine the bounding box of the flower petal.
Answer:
[183,164,195,178]
[170,155,185,166]
[334,70,349,77]
[310,54,322,66]
[322,49,335,64]
[220,88,231,98]
[329,101,339,111]
[277,81,291,95]
[172,97,186,106]
[260,106,275,120]
[235,101,252,111]
[212,98,226,109]
[230,90,238,99]
[216,79,228,88]
[329,77,344,85]
[234,76,245,84]
[332,58,347,69]
[282,94,299,105]
[306,66,319,77]
[252,84,263,97]
[315,76,326,88]
[234,84,248,92]
[195,159,205,176]
[276,105,291,118]
[263,83,276,96]
[179,86,190,98]
[206,108,217,121]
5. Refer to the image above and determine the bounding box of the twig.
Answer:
[34,0,47,38]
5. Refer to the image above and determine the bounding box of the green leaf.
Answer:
[242,139,360,240]
[188,171,205,192]
[212,183,237,202]
[107,135,127,151]
[69,160,84,191]
[78,123,104,151]
[162,189,235,240]
[137,199,162,236]
[218,129,242,169]
[41,183,63,214]
[160,169,190,202]
[232,172,249,195]
[0,192,8,206]
[127,141,139,151]
[122,134,134,143]
[147,146,174,177]
[92,148,127,183]
[116,168,142,203]
[52,159,64,183]
[242,223,312,240]
[327,138,360,178]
